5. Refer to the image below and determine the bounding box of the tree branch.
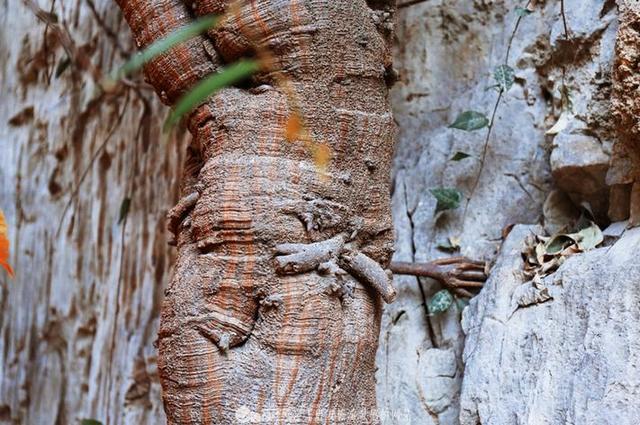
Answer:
[390,257,487,298]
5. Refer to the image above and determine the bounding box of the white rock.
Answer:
[460,226,640,425]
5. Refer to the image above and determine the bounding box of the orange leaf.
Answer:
[284,112,302,141]
[0,209,14,278]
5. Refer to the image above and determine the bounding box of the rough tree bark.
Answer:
[609,0,640,224]
[4,0,635,424]
[116,0,397,423]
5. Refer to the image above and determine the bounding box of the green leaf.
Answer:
[494,64,515,91]
[545,222,603,254]
[515,6,532,17]
[484,84,500,92]
[449,111,489,131]
[451,151,471,161]
[81,420,103,425]
[428,290,454,315]
[545,234,574,255]
[113,15,219,80]
[118,197,131,224]
[164,59,260,131]
[575,222,603,251]
[430,188,462,213]
[55,56,71,78]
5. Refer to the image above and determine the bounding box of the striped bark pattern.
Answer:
[117,0,397,423]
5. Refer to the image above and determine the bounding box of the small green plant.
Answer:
[448,2,536,219]
[430,188,463,213]
[55,56,71,78]
[81,420,103,425]
[448,111,489,131]
[493,64,515,91]
[428,289,454,315]
[450,151,471,161]
[118,197,131,225]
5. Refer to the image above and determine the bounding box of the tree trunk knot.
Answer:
[273,235,396,303]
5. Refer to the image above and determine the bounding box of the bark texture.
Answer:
[609,0,640,224]
[3,0,640,424]
[116,0,397,423]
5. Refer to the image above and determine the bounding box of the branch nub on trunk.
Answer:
[339,251,396,303]
[166,184,203,245]
[274,235,345,274]
[274,236,396,303]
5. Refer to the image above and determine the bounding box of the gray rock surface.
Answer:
[460,225,640,425]
[378,0,621,423]
[550,132,610,221]
[0,2,174,423]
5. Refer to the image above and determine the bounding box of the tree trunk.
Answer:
[116,0,397,423]
[4,0,640,424]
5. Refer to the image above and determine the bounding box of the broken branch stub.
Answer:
[339,251,397,303]
[167,190,200,239]
[274,235,345,274]
[273,236,397,304]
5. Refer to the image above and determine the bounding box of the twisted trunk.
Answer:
[117,0,397,422]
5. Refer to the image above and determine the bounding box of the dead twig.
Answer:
[398,0,428,9]
[560,0,570,40]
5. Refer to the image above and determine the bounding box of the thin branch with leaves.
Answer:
[458,2,532,220]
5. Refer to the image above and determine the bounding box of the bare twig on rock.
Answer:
[390,257,487,298]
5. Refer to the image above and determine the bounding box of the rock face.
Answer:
[460,225,640,425]
[550,132,610,222]
[377,0,623,423]
[1,2,175,423]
